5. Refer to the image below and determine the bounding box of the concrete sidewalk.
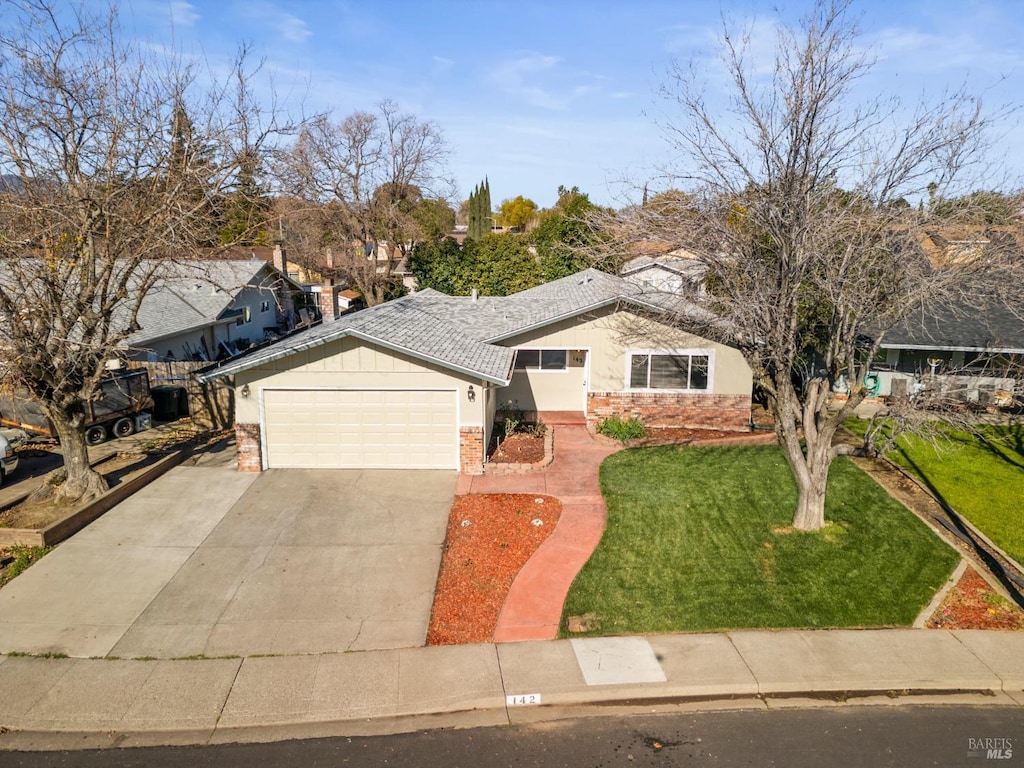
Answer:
[0,628,1020,749]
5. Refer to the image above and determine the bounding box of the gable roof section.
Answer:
[127,260,296,347]
[199,290,516,385]
[621,254,706,280]
[199,268,709,384]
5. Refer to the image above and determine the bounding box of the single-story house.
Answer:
[867,294,1023,401]
[199,268,753,474]
[126,260,303,363]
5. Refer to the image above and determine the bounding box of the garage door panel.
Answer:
[263,389,457,470]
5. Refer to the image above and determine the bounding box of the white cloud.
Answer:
[245,2,312,44]
[489,53,624,111]
[490,53,569,110]
[873,25,1024,74]
[168,1,200,28]
[431,55,455,77]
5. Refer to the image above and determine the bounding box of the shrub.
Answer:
[497,399,524,438]
[597,415,645,442]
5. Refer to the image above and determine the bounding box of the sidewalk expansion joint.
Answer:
[493,645,514,727]
[209,656,246,743]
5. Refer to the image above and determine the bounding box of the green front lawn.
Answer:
[561,445,958,636]
[880,425,1024,565]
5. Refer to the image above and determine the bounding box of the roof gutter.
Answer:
[880,343,1024,354]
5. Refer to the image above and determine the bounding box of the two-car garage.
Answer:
[261,388,459,470]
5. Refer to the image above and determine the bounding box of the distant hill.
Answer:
[0,174,25,191]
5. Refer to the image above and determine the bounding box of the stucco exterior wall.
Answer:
[233,335,486,427]
[501,363,586,412]
[497,306,752,397]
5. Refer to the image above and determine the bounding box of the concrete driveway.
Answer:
[0,465,455,658]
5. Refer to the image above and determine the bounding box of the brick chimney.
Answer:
[272,241,287,276]
[320,279,338,322]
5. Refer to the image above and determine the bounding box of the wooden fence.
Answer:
[130,360,234,430]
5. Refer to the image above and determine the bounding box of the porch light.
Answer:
[467,384,475,402]
[240,383,250,398]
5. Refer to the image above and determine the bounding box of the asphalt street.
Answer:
[2,705,1021,767]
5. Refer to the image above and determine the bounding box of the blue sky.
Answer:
[121,0,1024,209]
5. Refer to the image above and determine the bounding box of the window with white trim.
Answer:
[260,300,271,313]
[629,352,710,390]
[514,349,567,371]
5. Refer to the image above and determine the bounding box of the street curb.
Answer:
[0,684,1016,751]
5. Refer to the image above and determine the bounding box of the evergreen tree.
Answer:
[482,177,492,232]
[467,177,492,239]
[218,148,271,246]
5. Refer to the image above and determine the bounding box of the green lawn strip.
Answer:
[881,424,1024,565]
[561,445,958,636]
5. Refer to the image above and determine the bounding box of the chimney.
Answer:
[471,288,479,302]
[272,241,287,276]
[320,279,338,322]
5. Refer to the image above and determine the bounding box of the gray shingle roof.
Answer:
[127,260,279,346]
[882,295,1024,352]
[199,268,701,384]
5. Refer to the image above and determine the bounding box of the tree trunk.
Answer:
[47,409,109,502]
[774,380,837,532]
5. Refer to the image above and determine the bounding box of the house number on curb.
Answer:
[506,693,542,706]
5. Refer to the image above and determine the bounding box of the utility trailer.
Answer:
[0,369,154,446]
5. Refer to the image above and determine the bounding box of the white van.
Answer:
[0,434,18,486]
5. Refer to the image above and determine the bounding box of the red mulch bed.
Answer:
[488,432,545,463]
[427,493,562,645]
[926,566,1024,630]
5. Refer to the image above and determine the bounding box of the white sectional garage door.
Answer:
[262,389,458,470]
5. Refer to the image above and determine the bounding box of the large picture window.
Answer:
[629,352,710,390]
[515,349,567,371]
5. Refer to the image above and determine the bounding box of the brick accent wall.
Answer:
[459,426,485,475]
[587,392,752,432]
[235,422,263,472]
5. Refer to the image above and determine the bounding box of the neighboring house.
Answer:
[336,289,361,312]
[916,226,1024,269]
[200,268,754,474]
[126,260,303,363]
[620,251,706,296]
[864,294,1023,402]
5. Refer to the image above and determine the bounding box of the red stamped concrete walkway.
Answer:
[454,417,622,642]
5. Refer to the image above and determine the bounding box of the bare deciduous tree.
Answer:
[0,1,280,501]
[273,100,453,306]
[596,0,1019,530]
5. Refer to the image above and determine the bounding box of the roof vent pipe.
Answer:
[471,287,479,302]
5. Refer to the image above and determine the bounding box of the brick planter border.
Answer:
[483,427,555,475]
